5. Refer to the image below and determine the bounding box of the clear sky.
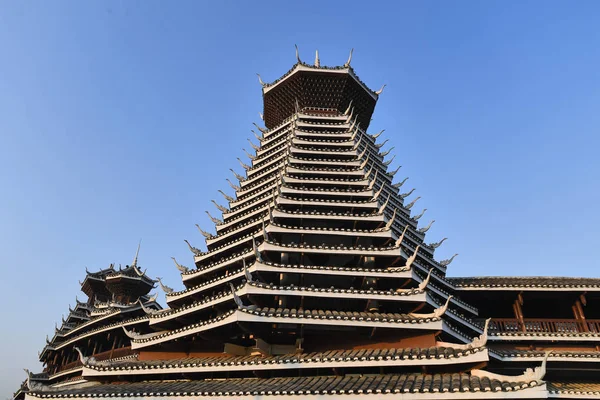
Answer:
[1,0,599,396]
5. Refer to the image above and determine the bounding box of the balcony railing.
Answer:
[486,318,600,334]
[50,346,134,376]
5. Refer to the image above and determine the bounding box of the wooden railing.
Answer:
[486,318,600,334]
[51,347,134,376]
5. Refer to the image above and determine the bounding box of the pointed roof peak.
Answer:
[132,239,141,268]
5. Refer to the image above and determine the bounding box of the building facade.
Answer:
[15,49,600,400]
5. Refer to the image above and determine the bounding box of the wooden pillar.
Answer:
[572,294,588,332]
[109,334,118,358]
[513,292,525,332]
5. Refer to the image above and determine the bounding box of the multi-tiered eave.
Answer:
[19,51,598,400]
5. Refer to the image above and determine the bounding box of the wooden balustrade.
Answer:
[50,347,134,376]
[485,318,600,334]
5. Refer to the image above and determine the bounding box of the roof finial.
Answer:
[171,257,189,273]
[314,50,320,67]
[156,277,174,294]
[256,73,266,87]
[404,245,421,268]
[440,253,458,267]
[132,240,141,268]
[393,177,409,190]
[344,101,353,116]
[375,84,386,95]
[412,208,427,222]
[295,44,301,63]
[344,48,353,67]
[395,224,409,247]
[196,224,212,239]
[418,268,433,290]
[429,237,447,249]
[371,129,385,139]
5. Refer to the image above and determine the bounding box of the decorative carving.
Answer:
[405,196,421,210]
[388,165,401,177]
[392,177,409,190]
[251,130,263,143]
[418,220,435,234]
[211,200,228,213]
[371,183,384,201]
[375,139,389,149]
[262,218,269,240]
[226,179,240,191]
[237,158,251,170]
[404,245,421,268]
[418,268,433,290]
[383,155,396,166]
[184,240,203,257]
[380,146,394,158]
[205,211,222,225]
[218,189,235,203]
[368,171,379,191]
[253,122,267,134]
[196,224,212,239]
[344,100,353,115]
[130,240,142,268]
[253,239,263,262]
[24,369,50,392]
[74,346,99,366]
[471,351,549,383]
[378,193,391,214]
[259,112,263,121]
[352,137,362,152]
[345,108,354,124]
[440,254,458,267]
[385,208,397,230]
[171,257,189,273]
[395,225,409,247]
[229,283,245,308]
[247,138,260,151]
[410,296,452,319]
[243,258,253,282]
[256,73,266,87]
[400,188,416,200]
[156,277,174,294]
[375,84,386,95]
[294,44,301,63]
[344,48,353,67]
[412,208,427,221]
[429,237,447,249]
[230,168,245,181]
[137,299,160,315]
[357,145,367,161]
[359,154,370,170]
[371,129,385,139]
[122,326,140,339]
[242,148,256,161]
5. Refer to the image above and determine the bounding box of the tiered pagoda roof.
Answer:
[16,47,600,400]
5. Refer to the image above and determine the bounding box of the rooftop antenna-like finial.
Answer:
[256,73,266,87]
[132,240,141,268]
[314,50,320,67]
[295,44,301,63]
[376,84,386,95]
[344,48,353,67]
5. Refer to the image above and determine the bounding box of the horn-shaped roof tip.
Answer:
[344,48,354,67]
[131,239,141,268]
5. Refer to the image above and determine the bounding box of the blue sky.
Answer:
[1,0,599,395]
